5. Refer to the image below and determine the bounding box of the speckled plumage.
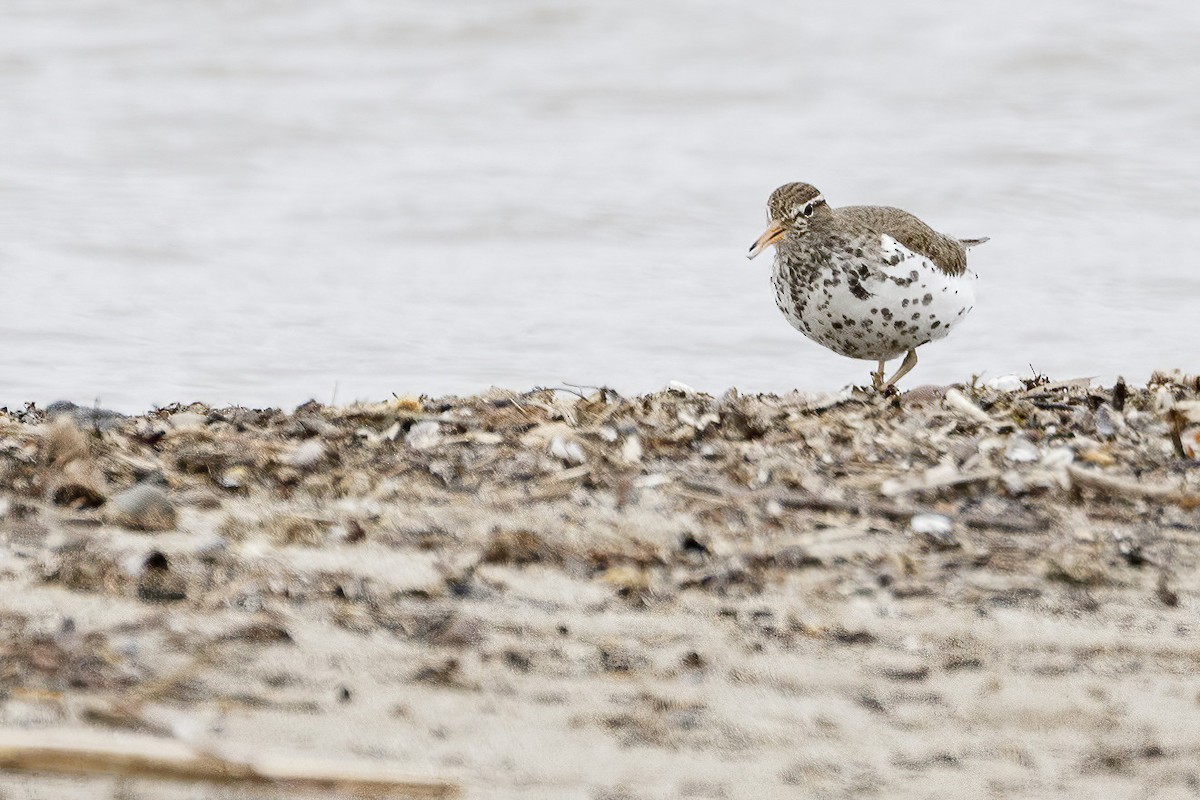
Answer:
[748,182,986,390]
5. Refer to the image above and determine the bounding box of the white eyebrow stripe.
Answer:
[803,195,825,212]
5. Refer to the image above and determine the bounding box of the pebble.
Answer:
[985,374,1024,392]
[549,436,586,465]
[872,654,931,682]
[1094,403,1123,439]
[1001,470,1027,495]
[634,474,670,489]
[168,412,208,431]
[219,466,248,490]
[107,483,177,532]
[1041,447,1075,468]
[620,434,643,464]
[678,410,719,431]
[405,421,442,450]
[910,513,953,537]
[285,439,327,469]
[1004,436,1040,463]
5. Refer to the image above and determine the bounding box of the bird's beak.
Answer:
[747,221,786,260]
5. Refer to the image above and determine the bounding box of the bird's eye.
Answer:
[801,203,814,218]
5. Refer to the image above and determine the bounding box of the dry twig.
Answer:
[0,728,459,798]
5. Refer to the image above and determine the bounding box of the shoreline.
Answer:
[1,374,1199,797]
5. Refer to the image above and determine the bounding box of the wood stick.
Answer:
[774,493,918,522]
[1066,464,1200,509]
[0,728,459,798]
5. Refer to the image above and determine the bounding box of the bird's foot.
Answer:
[870,362,886,393]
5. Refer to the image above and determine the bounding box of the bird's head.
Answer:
[747,182,829,259]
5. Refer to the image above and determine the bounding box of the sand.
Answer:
[1,374,1199,799]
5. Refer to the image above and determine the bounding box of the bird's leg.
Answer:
[871,360,886,392]
[883,349,919,390]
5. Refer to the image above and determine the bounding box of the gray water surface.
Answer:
[2,1,1198,410]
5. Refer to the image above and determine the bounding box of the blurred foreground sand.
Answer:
[1,375,1199,798]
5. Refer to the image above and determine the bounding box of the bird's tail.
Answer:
[959,236,990,248]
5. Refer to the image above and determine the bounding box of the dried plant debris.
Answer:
[0,378,1199,798]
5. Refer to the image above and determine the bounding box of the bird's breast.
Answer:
[770,236,975,360]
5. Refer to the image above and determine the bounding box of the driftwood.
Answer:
[1067,464,1200,509]
[774,492,919,522]
[0,728,459,798]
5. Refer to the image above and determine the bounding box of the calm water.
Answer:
[2,1,1198,411]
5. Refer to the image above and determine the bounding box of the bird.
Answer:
[747,182,986,392]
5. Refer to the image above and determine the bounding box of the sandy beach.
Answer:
[1,374,1199,798]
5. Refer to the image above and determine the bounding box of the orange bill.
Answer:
[747,221,785,260]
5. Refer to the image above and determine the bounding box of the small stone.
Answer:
[405,421,441,450]
[136,552,187,603]
[1041,447,1075,468]
[910,513,953,536]
[1156,573,1179,607]
[634,474,670,489]
[598,565,651,596]
[549,436,586,465]
[1004,436,1040,463]
[985,374,1024,392]
[767,544,821,568]
[620,434,643,464]
[427,616,484,647]
[1001,470,1027,495]
[284,439,327,469]
[219,466,248,490]
[679,410,719,431]
[167,412,207,431]
[1079,448,1116,467]
[874,655,931,682]
[1094,404,1123,439]
[107,484,177,532]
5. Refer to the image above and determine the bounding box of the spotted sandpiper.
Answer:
[747,182,986,391]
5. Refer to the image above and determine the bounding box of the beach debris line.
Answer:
[5,372,1200,541]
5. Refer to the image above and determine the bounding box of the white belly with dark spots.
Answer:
[772,234,975,361]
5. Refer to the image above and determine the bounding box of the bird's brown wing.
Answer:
[838,205,972,276]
